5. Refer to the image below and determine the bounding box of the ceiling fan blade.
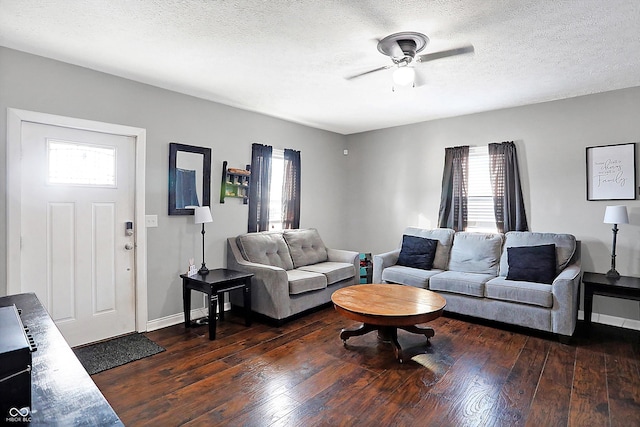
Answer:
[417,45,474,63]
[345,65,392,80]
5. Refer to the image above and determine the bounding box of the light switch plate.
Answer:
[145,215,158,228]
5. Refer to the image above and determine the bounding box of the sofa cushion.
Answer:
[403,227,456,271]
[286,269,327,295]
[381,265,443,288]
[485,277,553,308]
[506,244,556,284]
[236,232,294,270]
[298,261,354,285]
[429,271,495,297]
[283,229,328,268]
[397,235,438,270]
[499,232,576,277]
[448,232,504,275]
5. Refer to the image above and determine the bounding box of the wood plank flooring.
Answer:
[92,307,640,426]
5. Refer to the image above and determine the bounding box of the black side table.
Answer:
[181,268,253,340]
[582,272,640,327]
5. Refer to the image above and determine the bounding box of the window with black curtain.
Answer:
[489,141,528,233]
[437,145,469,231]
[247,143,272,232]
[247,143,300,232]
[438,141,528,233]
[282,148,301,229]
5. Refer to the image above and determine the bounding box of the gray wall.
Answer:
[2,46,639,325]
[345,87,640,323]
[0,47,349,321]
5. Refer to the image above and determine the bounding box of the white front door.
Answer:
[8,114,142,346]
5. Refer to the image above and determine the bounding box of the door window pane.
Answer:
[48,140,116,186]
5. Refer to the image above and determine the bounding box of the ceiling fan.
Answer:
[346,31,474,87]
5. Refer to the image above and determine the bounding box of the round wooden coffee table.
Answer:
[331,284,446,363]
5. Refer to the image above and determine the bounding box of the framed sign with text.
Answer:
[586,142,636,200]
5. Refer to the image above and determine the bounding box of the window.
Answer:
[438,142,527,233]
[248,143,300,233]
[268,149,285,230]
[47,139,116,186]
[466,146,497,232]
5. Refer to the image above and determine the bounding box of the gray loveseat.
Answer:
[373,227,581,338]
[227,228,359,323]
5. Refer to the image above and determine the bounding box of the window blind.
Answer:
[467,146,497,232]
[268,148,285,230]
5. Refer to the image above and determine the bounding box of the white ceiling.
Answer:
[1,1,639,135]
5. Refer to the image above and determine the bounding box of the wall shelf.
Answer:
[220,161,250,204]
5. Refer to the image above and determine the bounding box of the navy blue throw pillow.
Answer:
[506,244,556,284]
[397,235,438,270]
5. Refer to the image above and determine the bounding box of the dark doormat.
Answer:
[73,333,165,375]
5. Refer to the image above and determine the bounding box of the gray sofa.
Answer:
[373,227,581,337]
[227,228,359,322]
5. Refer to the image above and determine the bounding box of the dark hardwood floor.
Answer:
[93,307,640,426]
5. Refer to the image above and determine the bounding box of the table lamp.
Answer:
[603,205,628,279]
[194,206,213,275]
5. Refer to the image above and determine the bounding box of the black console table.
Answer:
[0,293,122,425]
[582,272,640,327]
[181,268,253,340]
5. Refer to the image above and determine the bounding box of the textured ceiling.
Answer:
[1,1,639,135]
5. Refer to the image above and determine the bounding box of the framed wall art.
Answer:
[586,142,636,201]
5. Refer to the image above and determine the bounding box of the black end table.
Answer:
[181,268,253,340]
[582,272,640,327]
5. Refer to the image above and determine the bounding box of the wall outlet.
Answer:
[145,215,158,228]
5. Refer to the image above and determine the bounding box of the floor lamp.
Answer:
[603,205,628,279]
[194,206,213,275]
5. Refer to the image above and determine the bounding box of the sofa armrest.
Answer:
[226,238,291,318]
[372,249,400,283]
[551,261,582,336]
[231,257,288,276]
[552,263,581,284]
[327,248,358,264]
[327,248,359,280]
[227,240,289,287]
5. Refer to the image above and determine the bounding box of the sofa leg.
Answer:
[558,335,572,345]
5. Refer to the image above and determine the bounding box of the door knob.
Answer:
[125,243,134,250]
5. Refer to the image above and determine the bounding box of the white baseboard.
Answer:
[146,306,639,333]
[578,310,640,331]
[145,302,231,332]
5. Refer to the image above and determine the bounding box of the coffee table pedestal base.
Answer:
[339,323,435,363]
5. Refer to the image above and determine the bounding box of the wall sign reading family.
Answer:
[586,142,636,200]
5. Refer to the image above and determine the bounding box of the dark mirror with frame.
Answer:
[168,142,212,215]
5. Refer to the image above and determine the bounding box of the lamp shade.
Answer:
[194,206,213,224]
[393,66,415,86]
[603,205,629,224]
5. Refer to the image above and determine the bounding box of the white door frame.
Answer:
[6,108,148,332]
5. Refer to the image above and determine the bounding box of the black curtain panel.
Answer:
[489,141,528,232]
[282,149,301,229]
[248,143,272,232]
[438,145,469,231]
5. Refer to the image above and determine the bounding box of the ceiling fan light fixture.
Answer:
[345,31,473,85]
[393,66,415,86]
